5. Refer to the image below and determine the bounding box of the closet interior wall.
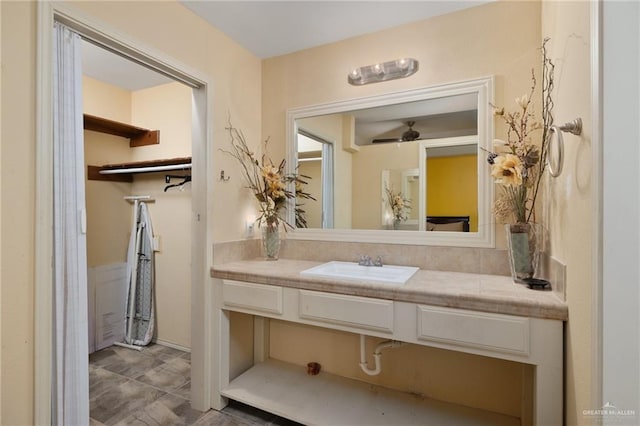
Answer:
[83,76,193,351]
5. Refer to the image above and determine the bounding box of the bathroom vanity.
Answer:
[210,259,567,425]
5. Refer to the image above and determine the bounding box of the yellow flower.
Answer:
[491,154,523,186]
[261,165,281,182]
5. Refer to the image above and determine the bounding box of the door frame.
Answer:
[36,2,214,423]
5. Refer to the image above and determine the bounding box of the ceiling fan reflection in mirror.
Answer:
[372,121,420,143]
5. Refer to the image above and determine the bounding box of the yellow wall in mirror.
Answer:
[426,154,478,232]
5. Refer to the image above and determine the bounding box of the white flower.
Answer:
[516,93,529,109]
[492,138,507,148]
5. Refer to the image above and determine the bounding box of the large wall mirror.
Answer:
[286,76,494,247]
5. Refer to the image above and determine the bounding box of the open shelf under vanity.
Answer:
[222,358,519,426]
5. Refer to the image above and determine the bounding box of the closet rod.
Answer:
[99,163,192,175]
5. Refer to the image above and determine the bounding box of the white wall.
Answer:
[602,0,640,418]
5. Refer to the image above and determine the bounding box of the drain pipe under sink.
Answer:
[359,334,404,376]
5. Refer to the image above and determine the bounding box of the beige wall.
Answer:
[132,83,192,348]
[83,75,132,123]
[1,2,37,423]
[131,81,192,161]
[0,0,261,423]
[542,2,593,424]
[0,0,3,417]
[262,1,542,420]
[353,142,418,229]
[84,77,133,268]
[297,160,322,228]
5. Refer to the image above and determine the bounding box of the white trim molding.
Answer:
[590,0,603,413]
[286,76,495,248]
[36,2,214,422]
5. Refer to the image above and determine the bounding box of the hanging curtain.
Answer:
[52,22,89,425]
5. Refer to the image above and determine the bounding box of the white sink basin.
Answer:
[300,261,419,285]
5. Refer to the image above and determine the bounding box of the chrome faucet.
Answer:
[358,255,372,266]
[358,255,383,267]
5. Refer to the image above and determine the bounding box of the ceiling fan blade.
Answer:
[372,138,403,143]
[371,121,420,144]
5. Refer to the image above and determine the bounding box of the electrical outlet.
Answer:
[246,221,255,239]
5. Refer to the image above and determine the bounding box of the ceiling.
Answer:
[82,1,490,91]
[179,1,490,59]
[349,93,478,145]
[81,40,174,91]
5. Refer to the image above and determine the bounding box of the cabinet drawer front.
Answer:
[417,306,530,355]
[222,280,283,315]
[299,290,394,333]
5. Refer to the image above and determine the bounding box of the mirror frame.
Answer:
[285,76,495,247]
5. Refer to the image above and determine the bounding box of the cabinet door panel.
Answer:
[299,290,394,333]
[417,305,530,355]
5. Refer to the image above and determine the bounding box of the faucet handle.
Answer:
[374,256,383,267]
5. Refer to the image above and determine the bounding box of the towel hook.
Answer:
[547,117,582,178]
[219,170,230,182]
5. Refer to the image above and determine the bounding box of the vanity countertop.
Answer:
[211,259,568,321]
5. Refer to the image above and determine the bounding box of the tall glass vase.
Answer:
[261,222,281,261]
[505,223,543,283]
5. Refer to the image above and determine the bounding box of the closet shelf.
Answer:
[88,157,192,182]
[84,114,159,147]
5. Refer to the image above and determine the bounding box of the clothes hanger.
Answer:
[164,174,191,192]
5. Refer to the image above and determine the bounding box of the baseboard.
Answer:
[153,338,191,353]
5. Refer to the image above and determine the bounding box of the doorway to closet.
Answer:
[38,7,213,424]
[81,40,197,424]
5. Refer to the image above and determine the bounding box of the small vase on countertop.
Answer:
[261,221,280,261]
[505,222,543,284]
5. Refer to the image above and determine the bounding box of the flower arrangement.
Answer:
[488,39,554,225]
[385,186,411,225]
[222,122,315,230]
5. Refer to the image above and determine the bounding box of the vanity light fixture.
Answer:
[348,58,419,86]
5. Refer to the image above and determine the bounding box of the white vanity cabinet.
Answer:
[211,270,565,426]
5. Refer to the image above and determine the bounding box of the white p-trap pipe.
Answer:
[358,334,404,376]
